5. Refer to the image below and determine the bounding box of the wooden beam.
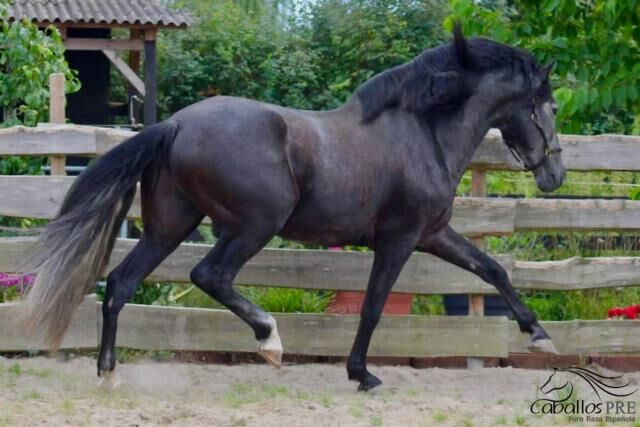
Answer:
[64,38,143,51]
[0,124,134,156]
[513,257,640,291]
[0,295,97,352]
[468,168,487,369]
[102,49,145,96]
[516,198,640,231]
[1,176,639,233]
[0,236,510,295]
[2,237,640,294]
[3,126,640,172]
[110,304,509,357]
[473,130,640,172]
[128,30,142,112]
[451,197,515,236]
[48,73,66,175]
[509,320,640,354]
[143,33,157,125]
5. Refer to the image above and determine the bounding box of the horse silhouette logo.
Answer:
[540,367,637,401]
[531,366,639,417]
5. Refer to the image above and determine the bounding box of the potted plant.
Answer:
[325,247,414,315]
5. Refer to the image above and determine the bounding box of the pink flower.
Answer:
[0,272,34,289]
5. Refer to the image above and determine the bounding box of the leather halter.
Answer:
[504,99,563,172]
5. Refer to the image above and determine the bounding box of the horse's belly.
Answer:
[279,203,374,247]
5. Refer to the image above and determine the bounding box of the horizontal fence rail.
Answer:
[2,237,640,294]
[2,125,640,171]
[2,295,639,356]
[0,124,134,157]
[2,178,639,235]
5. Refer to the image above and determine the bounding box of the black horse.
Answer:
[21,27,565,391]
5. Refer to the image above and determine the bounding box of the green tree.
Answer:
[446,0,640,135]
[302,0,448,108]
[0,6,80,127]
[0,3,80,176]
[157,0,448,116]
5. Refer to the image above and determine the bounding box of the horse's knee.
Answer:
[190,265,233,301]
[484,262,510,287]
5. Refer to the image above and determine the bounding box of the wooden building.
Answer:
[6,0,192,127]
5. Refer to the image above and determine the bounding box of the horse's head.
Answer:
[540,367,566,394]
[493,60,565,192]
[449,30,566,191]
[446,27,566,191]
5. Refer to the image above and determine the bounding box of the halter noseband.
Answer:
[504,99,562,172]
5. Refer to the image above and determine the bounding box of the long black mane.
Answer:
[356,27,541,123]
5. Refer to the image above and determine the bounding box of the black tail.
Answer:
[20,121,178,350]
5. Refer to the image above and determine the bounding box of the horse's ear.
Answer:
[539,60,556,82]
[401,70,464,113]
[453,23,469,67]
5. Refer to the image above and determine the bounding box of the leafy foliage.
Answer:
[0,8,80,126]
[158,0,447,116]
[0,5,80,229]
[446,0,640,135]
[239,286,333,313]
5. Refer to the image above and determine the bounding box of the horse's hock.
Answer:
[1,124,640,360]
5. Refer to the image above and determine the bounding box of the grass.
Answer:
[369,415,383,426]
[460,418,474,427]
[433,412,447,423]
[114,348,173,364]
[318,391,335,408]
[24,390,42,400]
[238,286,333,313]
[223,382,290,408]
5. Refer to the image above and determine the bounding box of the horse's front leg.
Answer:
[347,232,417,391]
[418,225,557,353]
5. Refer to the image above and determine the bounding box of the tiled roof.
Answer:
[7,0,192,28]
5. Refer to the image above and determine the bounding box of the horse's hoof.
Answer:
[257,316,282,369]
[528,338,559,354]
[98,370,121,390]
[357,374,383,392]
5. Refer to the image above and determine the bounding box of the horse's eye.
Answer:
[551,103,558,115]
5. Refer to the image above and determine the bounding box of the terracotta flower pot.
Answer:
[326,290,414,315]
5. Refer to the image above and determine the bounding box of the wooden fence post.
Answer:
[467,168,487,369]
[49,73,66,175]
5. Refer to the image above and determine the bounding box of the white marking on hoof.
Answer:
[257,316,283,369]
[98,370,121,390]
[528,338,559,354]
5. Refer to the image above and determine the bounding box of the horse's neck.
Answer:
[434,98,494,185]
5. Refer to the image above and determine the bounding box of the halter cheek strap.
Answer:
[505,100,562,172]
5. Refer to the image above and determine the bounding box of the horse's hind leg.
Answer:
[190,225,286,367]
[98,174,204,384]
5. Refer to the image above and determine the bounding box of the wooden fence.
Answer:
[1,123,640,359]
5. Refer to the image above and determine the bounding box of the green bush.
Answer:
[0,8,79,231]
[446,0,640,135]
[159,0,447,116]
[239,286,333,313]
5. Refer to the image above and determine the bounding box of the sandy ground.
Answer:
[0,356,639,427]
